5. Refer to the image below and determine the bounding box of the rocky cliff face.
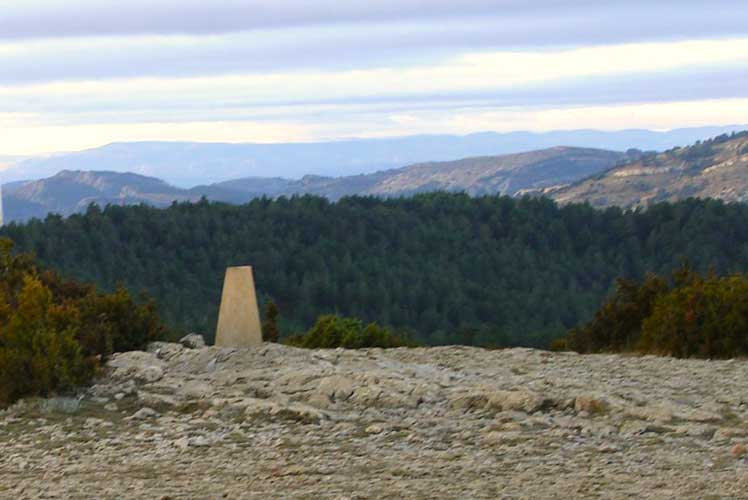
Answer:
[2,342,748,498]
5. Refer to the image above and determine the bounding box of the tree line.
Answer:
[4,193,748,347]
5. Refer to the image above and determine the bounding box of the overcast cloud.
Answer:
[0,1,747,155]
[2,1,746,39]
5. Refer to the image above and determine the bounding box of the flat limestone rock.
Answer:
[214,266,262,347]
[9,345,748,498]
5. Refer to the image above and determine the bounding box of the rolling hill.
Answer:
[217,146,630,199]
[3,125,744,187]
[4,170,196,221]
[2,147,629,222]
[11,130,748,223]
[552,131,748,208]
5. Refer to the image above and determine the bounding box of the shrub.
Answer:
[71,285,168,356]
[564,273,668,354]
[0,275,91,406]
[0,238,169,407]
[561,263,748,359]
[639,274,748,358]
[285,314,413,349]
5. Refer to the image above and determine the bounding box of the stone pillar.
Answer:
[214,266,263,347]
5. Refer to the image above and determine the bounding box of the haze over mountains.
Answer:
[0,156,23,169]
[4,127,748,223]
[2,147,628,223]
[2,126,745,187]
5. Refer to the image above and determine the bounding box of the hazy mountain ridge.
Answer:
[552,131,748,208]
[4,171,204,221]
[215,147,630,199]
[7,130,748,223]
[2,147,627,222]
[0,156,23,169]
[361,147,628,197]
[4,126,745,187]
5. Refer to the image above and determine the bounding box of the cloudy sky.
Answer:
[1,0,748,155]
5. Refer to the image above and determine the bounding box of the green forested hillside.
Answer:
[3,193,748,347]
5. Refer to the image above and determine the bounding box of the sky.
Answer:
[1,0,748,155]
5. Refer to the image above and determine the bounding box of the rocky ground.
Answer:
[2,339,748,499]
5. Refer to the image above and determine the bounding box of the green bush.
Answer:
[564,273,668,354]
[561,263,748,359]
[0,238,169,407]
[640,274,748,358]
[285,314,413,349]
[0,275,91,406]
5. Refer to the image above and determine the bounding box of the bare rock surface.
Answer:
[2,343,748,498]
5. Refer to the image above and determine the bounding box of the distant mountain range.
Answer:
[551,131,748,208]
[2,125,745,187]
[5,129,748,223]
[0,156,23,169]
[3,147,630,223]
[223,146,631,199]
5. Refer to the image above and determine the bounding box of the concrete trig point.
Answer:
[215,266,263,347]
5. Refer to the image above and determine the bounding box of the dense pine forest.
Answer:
[3,193,748,348]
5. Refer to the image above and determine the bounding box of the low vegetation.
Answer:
[285,314,413,349]
[0,239,169,407]
[559,263,748,358]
